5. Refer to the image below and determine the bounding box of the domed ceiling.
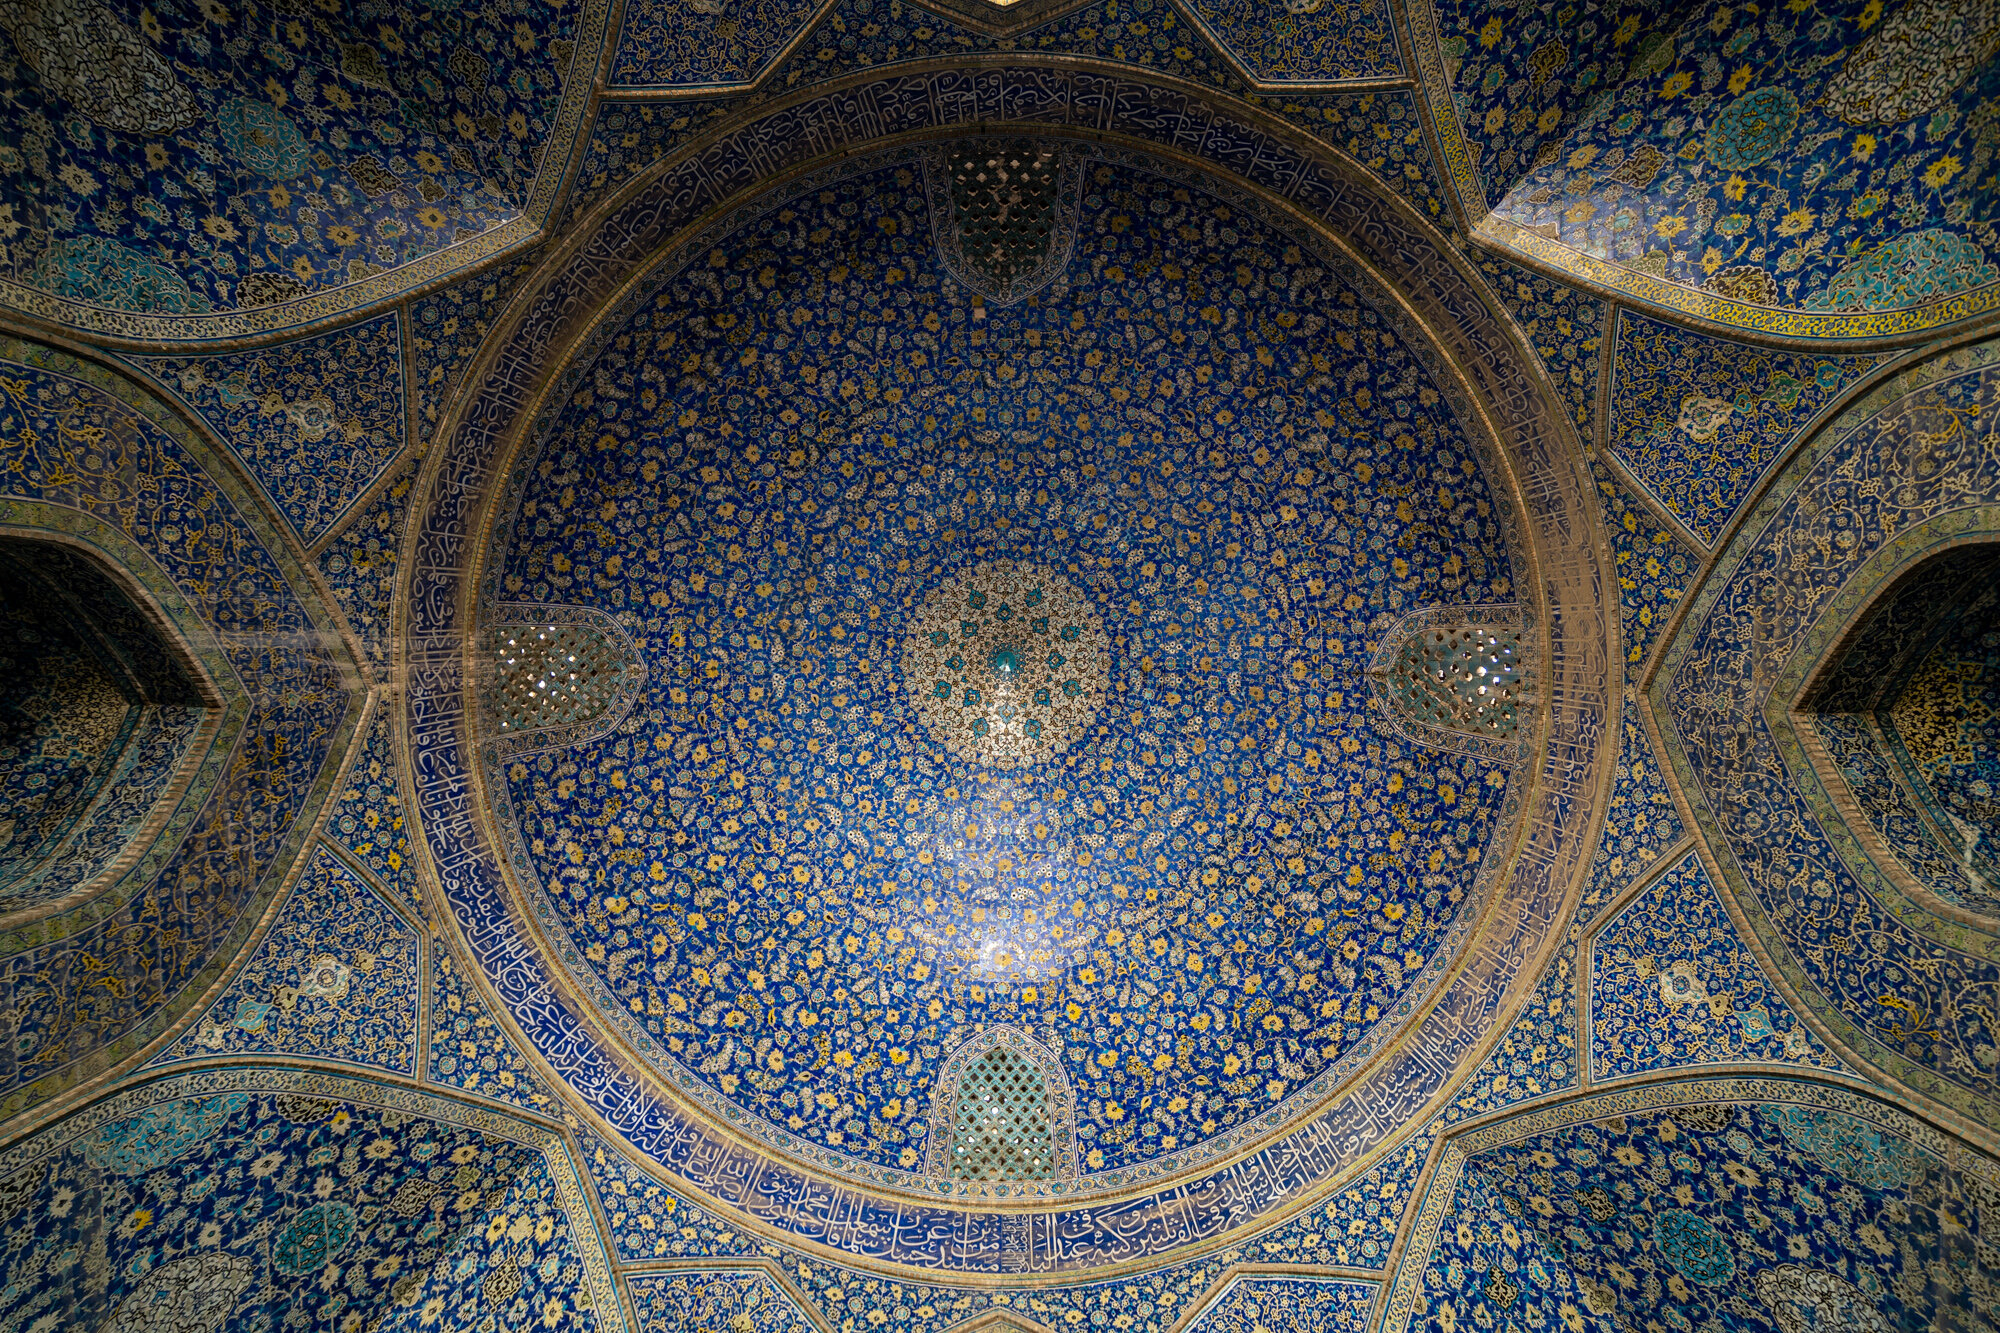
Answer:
[8,0,2000,1326]
[477,149,1535,1198]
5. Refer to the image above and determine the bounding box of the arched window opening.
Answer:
[1367,604,1536,765]
[0,537,209,905]
[480,604,644,759]
[1805,543,2000,911]
[1386,623,1528,740]
[946,1046,1058,1182]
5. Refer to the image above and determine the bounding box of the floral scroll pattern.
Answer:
[488,156,1526,1187]
[0,338,351,1115]
[1590,850,1843,1079]
[0,1076,614,1333]
[1461,1096,2000,1333]
[135,311,408,544]
[316,455,415,674]
[1659,339,2000,1120]
[327,705,416,904]
[150,843,418,1075]
[1480,0,2000,332]
[0,0,586,337]
[1181,1275,1375,1333]
[630,1269,817,1332]
[1607,312,1885,547]
[430,942,558,1114]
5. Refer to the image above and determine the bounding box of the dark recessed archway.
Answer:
[1802,542,2000,916]
[0,535,211,909]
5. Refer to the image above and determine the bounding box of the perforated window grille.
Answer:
[494,624,625,733]
[946,143,1060,289]
[946,1048,1057,1181]
[1389,625,1526,738]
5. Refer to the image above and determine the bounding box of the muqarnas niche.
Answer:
[1806,543,2000,914]
[0,536,209,913]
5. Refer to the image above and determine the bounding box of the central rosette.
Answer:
[900,560,1110,768]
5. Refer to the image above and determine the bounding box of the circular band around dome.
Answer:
[404,59,1613,1277]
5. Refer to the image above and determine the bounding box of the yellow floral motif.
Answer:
[1776,208,1816,237]
[491,163,1522,1178]
[1924,156,1963,188]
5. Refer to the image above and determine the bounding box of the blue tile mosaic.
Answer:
[0,555,150,881]
[399,62,1611,1270]
[328,702,417,905]
[410,252,544,433]
[1658,338,2000,1122]
[1274,92,1449,223]
[0,538,208,911]
[0,336,352,1114]
[429,941,558,1114]
[1573,698,1684,928]
[1483,0,2000,333]
[133,311,408,544]
[1411,1161,1616,1333]
[630,1269,818,1332]
[152,842,419,1075]
[1443,933,1579,1123]
[1607,312,1884,547]
[1247,1131,1433,1269]
[586,0,1446,228]
[1883,597,2000,879]
[1467,1093,2000,1333]
[0,0,589,340]
[1183,1274,1376,1332]
[316,454,414,673]
[1591,849,1843,1079]
[1474,254,1606,445]
[1814,710,1997,911]
[610,0,824,89]
[492,155,1522,1185]
[0,1074,618,1333]
[561,103,736,233]
[1593,458,1691,672]
[1408,0,1674,216]
[1175,0,1402,84]
[0,702,205,912]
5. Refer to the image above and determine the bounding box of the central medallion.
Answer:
[901,560,1109,768]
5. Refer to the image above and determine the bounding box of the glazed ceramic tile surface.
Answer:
[485,156,1527,1189]
[0,1073,622,1333]
[1468,0,2000,336]
[1467,1097,1995,1333]
[1606,312,1886,546]
[0,336,356,1115]
[1590,849,1844,1078]
[0,0,605,341]
[2,6,1993,1325]
[1658,338,2000,1122]
[148,842,420,1075]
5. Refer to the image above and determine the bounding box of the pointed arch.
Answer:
[925,1026,1079,1184]
[1366,602,1537,765]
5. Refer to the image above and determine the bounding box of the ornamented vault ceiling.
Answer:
[2,0,2000,1328]
[481,153,1532,1199]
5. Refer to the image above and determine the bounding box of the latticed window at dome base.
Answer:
[946,1047,1058,1182]
[1389,625,1527,739]
[944,142,1060,290]
[492,624,627,734]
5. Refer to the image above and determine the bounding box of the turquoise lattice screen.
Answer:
[946,1047,1057,1182]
